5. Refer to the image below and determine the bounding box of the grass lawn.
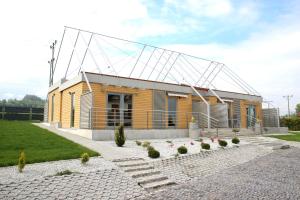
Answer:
[268,131,300,142]
[0,120,99,167]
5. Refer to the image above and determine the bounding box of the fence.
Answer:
[84,108,219,130]
[0,105,44,121]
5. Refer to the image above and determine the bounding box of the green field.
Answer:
[269,131,300,142]
[0,120,99,167]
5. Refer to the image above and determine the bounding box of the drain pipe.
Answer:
[191,86,211,129]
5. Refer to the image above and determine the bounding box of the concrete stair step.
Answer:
[136,174,169,185]
[129,169,161,178]
[123,165,154,172]
[141,179,176,191]
[117,161,149,168]
[112,158,144,163]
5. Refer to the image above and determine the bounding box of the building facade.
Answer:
[47,72,263,131]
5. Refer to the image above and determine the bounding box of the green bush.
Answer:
[280,117,300,131]
[177,146,188,154]
[148,148,160,158]
[232,128,240,133]
[135,141,142,146]
[81,152,90,164]
[142,141,151,148]
[114,125,126,147]
[201,143,210,150]
[18,151,26,173]
[232,137,240,144]
[218,140,228,147]
[147,145,155,151]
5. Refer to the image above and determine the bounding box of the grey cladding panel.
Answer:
[44,101,48,122]
[80,92,93,129]
[153,90,166,128]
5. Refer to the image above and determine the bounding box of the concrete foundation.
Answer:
[63,128,189,141]
[263,127,289,134]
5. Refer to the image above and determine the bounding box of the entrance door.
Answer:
[107,94,132,128]
[168,97,177,128]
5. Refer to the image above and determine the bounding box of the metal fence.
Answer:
[0,105,44,121]
[84,108,219,130]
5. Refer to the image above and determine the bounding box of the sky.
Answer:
[0,0,299,115]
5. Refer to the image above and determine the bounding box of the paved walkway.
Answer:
[34,123,134,160]
[145,147,300,200]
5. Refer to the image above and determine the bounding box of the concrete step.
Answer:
[136,174,169,185]
[123,165,154,172]
[141,179,176,191]
[129,169,161,178]
[112,158,144,163]
[117,161,149,168]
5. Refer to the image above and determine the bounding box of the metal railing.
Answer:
[84,107,218,130]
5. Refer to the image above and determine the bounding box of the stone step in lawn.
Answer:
[123,165,154,172]
[136,174,169,185]
[141,179,176,191]
[129,169,161,178]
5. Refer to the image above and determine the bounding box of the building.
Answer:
[45,71,263,139]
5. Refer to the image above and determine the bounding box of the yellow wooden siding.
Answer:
[60,83,84,128]
[47,88,61,123]
[177,94,192,128]
[88,83,153,129]
[240,100,262,128]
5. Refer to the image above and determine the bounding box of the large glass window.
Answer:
[168,97,177,127]
[51,94,55,122]
[107,94,132,127]
[70,93,75,127]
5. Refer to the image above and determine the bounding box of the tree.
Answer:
[296,104,300,116]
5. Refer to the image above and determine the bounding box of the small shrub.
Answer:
[201,143,210,150]
[218,140,228,147]
[232,128,240,133]
[18,151,26,173]
[55,170,73,176]
[142,141,151,148]
[135,140,142,146]
[177,146,188,154]
[147,145,155,151]
[114,125,126,147]
[148,148,160,158]
[81,153,90,164]
[232,137,240,144]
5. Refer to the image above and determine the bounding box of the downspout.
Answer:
[190,86,211,129]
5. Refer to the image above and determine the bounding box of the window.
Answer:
[168,97,177,127]
[51,94,55,122]
[70,93,75,127]
[107,93,132,127]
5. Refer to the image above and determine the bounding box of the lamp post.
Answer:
[283,95,293,117]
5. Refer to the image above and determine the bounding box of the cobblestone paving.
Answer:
[149,144,272,184]
[0,169,148,200]
[142,147,300,200]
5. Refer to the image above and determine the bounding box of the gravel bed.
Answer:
[0,157,116,184]
[101,137,250,161]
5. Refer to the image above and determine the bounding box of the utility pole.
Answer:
[48,40,57,86]
[283,95,293,117]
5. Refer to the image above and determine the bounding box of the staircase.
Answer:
[113,158,176,192]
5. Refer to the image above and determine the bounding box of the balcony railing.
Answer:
[82,108,219,130]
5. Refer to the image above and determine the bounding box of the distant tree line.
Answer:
[0,95,45,108]
[280,103,300,130]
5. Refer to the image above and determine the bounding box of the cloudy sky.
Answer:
[0,0,299,115]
